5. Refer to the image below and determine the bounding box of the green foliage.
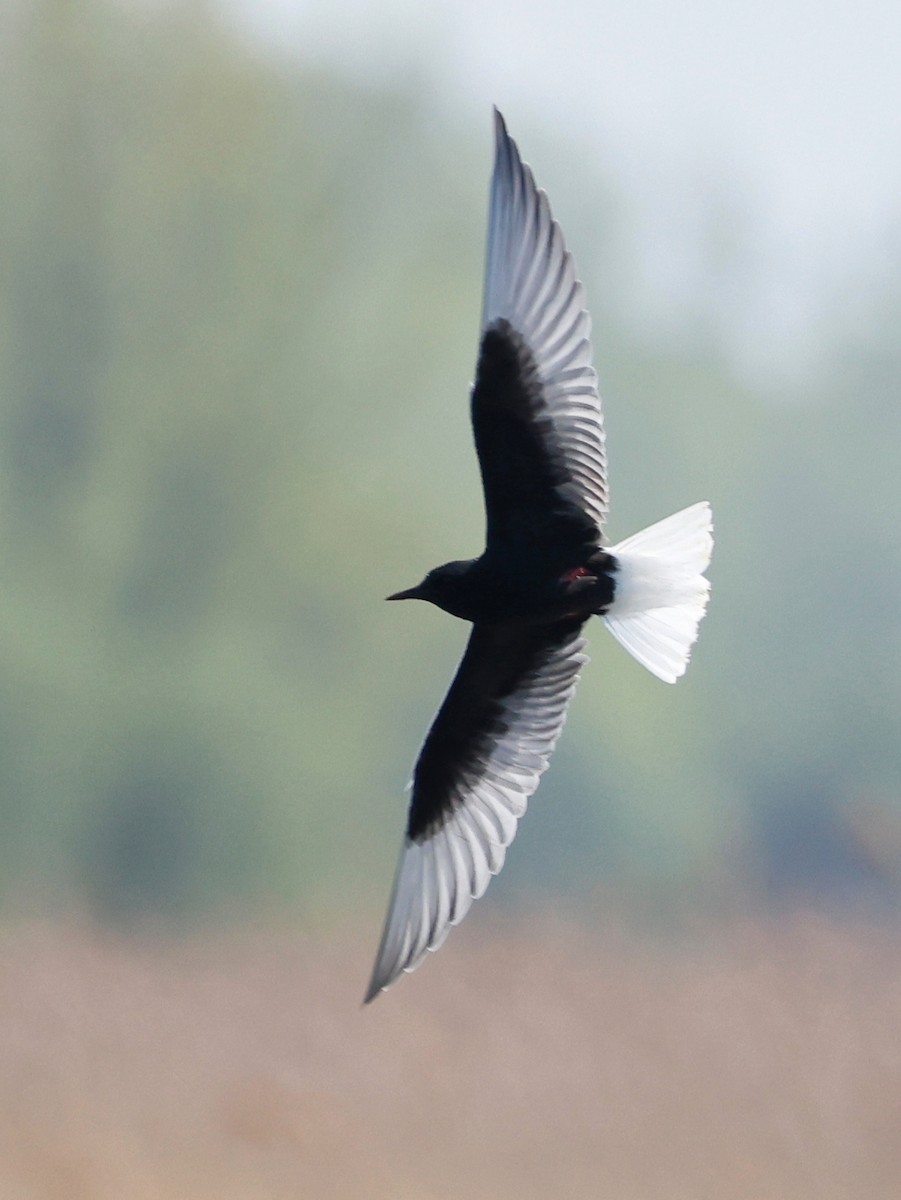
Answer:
[0,0,897,922]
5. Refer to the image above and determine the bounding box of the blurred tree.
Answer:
[0,0,897,924]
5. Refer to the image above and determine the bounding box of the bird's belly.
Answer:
[472,561,615,626]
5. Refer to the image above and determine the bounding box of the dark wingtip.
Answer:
[491,107,519,187]
[362,981,382,1006]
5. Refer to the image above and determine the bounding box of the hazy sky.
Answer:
[221,0,901,382]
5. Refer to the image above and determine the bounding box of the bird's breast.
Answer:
[461,551,616,626]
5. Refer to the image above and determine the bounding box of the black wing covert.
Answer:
[364,620,587,1002]
[471,109,608,560]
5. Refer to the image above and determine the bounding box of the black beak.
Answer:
[386,585,423,601]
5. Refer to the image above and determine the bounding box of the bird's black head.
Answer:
[387,559,479,620]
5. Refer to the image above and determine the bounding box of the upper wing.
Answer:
[364,619,587,1002]
[471,109,608,560]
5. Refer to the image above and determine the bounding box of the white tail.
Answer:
[603,502,713,684]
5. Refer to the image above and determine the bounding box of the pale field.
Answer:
[1,911,899,1199]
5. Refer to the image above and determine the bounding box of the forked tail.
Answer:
[603,501,713,684]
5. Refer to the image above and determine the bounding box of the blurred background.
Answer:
[1,0,900,1195]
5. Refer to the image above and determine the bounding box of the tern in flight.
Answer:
[365,110,712,1003]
